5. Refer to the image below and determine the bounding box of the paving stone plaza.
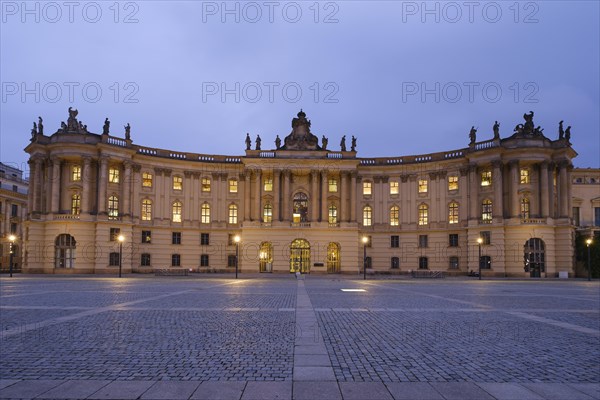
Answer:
[0,275,598,399]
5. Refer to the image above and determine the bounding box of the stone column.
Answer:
[50,157,61,213]
[548,162,556,218]
[558,161,569,218]
[273,169,281,222]
[122,162,132,217]
[154,168,163,220]
[98,157,108,214]
[509,160,520,218]
[131,164,141,219]
[253,169,261,221]
[468,164,478,220]
[310,170,319,221]
[492,160,504,218]
[340,171,348,222]
[282,170,290,221]
[81,157,92,214]
[27,159,34,215]
[350,172,357,223]
[243,172,251,221]
[539,162,549,217]
[320,172,327,222]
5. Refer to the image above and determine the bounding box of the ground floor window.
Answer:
[480,255,491,269]
[391,257,399,269]
[55,234,76,269]
[449,256,459,269]
[172,254,181,267]
[109,252,120,266]
[200,254,209,267]
[141,253,151,266]
[418,256,428,269]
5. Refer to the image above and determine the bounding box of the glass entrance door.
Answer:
[290,239,310,273]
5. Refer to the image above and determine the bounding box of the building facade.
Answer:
[0,162,28,272]
[23,109,579,277]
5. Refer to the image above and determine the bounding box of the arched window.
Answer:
[141,199,152,221]
[259,242,273,272]
[71,194,81,215]
[55,234,76,269]
[521,197,530,219]
[201,203,211,224]
[172,201,182,222]
[328,204,338,224]
[448,202,459,224]
[108,195,119,220]
[363,206,372,226]
[327,242,341,273]
[263,203,273,223]
[390,206,399,226]
[293,192,309,223]
[418,204,428,226]
[142,172,153,188]
[228,204,238,224]
[481,199,493,222]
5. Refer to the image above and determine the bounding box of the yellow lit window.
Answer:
[390,206,399,226]
[201,203,210,224]
[141,199,152,221]
[202,178,211,192]
[448,176,458,191]
[229,179,238,193]
[390,181,399,195]
[264,177,273,192]
[228,204,238,224]
[173,176,183,191]
[482,199,493,222]
[521,198,530,219]
[71,194,81,215]
[363,206,372,226]
[142,172,153,188]
[108,195,119,219]
[263,204,273,223]
[109,167,120,183]
[363,181,372,195]
[72,165,81,182]
[418,204,428,226]
[520,168,530,184]
[329,178,338,193]
[448,202,458,224]
[481,171,492,187]
[418,179,428,193]
[172,201,182,222]
[328,205,338,224]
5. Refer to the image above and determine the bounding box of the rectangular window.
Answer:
[449,234,459,247]
[141,253,151,266]
[595,207,600,226]
[228,205,238,224]
[390,181,399,195]
[481,231,491,245]
[173,176,183,190]
[264,177,273,192]
[11,204,18,217]
[448,176,459,191]
[200,254,209,267]
[419,235,428,248]
[200,233,210,246]
[109,167,120,183]
[228,234,235,246]
[228,254,237,267]
[572,207,580,226]
[481,171,492,187]
[418,257,428,269]
[142,172,153,188]
[72,165,81,181]
[329,178,338,193]
[520,168,530,184]
[391,235,399,248]
[171,254,181,267]
[202,177,211,192]
[449,256,459,269]
[418,179,428,193]
[229,179,238,193]
[480,255,491,269]
[363,181,372,195]
[10,223,17,234]
[391,257,399,269]
[142,230,152,244]
[109,228,120,241]
[109,252,120,266]
[71,195,81,215]
[172,232,181,245]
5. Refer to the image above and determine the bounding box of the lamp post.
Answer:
[586,238,593,281]
[477,237,483,280]
[362,236,368,280]
[118,234,125,278]
[8,234,16,278]
[234,235,240,279]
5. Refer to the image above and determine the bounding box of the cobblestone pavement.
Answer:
[0,274,598,399]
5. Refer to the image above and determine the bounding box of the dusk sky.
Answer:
[1,1,599,175]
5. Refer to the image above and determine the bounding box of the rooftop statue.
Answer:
[493,121,500,139]
[340,135,346,151]
[255,134,261,150]
[30,122,37,139]
[38,117,44,135]
[565,126,571,142]
[281,109,321,150]
[275,135,281,150]
[103,118,110,135]
[469,126,477,144]
[321,135,328,150]
[351,136,357,151]
[558,120,564,140]
[124,123,131,140]
[245,133,251,150]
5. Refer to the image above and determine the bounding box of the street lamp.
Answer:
[586,238,593,281]
[234,235,241,279]
[362,236,369,280]
[477,237,483,280]
[117,234,125,278]
[8,234,16,278]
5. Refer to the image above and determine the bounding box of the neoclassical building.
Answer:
[23,109,578,277]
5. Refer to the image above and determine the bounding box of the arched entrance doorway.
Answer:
[55,234,76,269]
[327,242,341,273]
[290,239,310,273]
[524,238,545,277]
[259,242,273,273]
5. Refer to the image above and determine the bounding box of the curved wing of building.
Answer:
[23,109,577,277]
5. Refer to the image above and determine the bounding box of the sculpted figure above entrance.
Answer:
[281,110,322,150]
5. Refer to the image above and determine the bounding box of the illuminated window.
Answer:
[390,206,399,226]
[448,202,459,224]
[328,204,338,224]
[363,181,372,195]
[201,203,211,224]
[521,198,530,219]
[520,168,530,184]
[481,170,492,187]
[202,177,211,192]
[329,178,338,193]
[418,179,428,193]
[71,194,80,215]
[263,204,273,223]
[142,172,153,188]
[418,204,428,226]
[390,181,399,195]
[363,206,372,226]
[264,177,273,192]
[482,199,493,222]
[71,165,81,182]
[229,179,238,193]
[173,176,183,191]
[172,201,182,222]
[109,167,120,183]
[141,199,152,221]
[228,204,238,224]
[448,175,458,191]
[108,195,119,219]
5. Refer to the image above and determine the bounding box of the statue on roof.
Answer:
[469,126,477,144]
[67,107,79,131]
[31,122,38,139]
[340,135,347,151]
[38,117,44,135]
[275,135,281,150]
[245,133,251,150]
[565,126,571,142]
[523,111,534,134]
[281,110,321,150]
[493,121,499,139]
[124,123,131,140]
[351,136,357,151]
[321,135,328,150]
[558,120,564,140]
[255,134,261,150]
[103,118,110,135]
